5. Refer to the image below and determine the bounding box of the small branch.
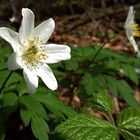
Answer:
[108,113,116,126]
[113,97,120,114]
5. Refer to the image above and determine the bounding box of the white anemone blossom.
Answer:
[125,6,140,56]
[0,8,71,93]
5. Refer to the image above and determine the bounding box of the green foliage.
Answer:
[0,46,11,71]
[88,90,112,113]
[19,93,77,140]
[0,93,18,121]
[0,125,5,140]
[116,80,139,107]
[2,92,18,107]
[31,115,49,140]
[65,45,140,107]
[118,108,140,140]
[32,92,77,119]
[57,108,140,140]
[0,43,140,140]
[56,114,119,140]
[20,95,49,139]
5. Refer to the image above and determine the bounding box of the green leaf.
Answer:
[19,95,49,139]
[81,73,94,95]
[89,90,112,113]
[7,72,22,85]
[0,70,10,87]
[117,80,139,107]
[20,95,48,120]
[2,93,18,107]
[105,75,118,96]
[0,125,5,140]
[17,80,26,96]
[117,108,140,140]
[72,46,95,61]
[31,115,49,140]
[81,73,103,95]
[20,109,31,126]
[65,59,79,71]
[33,92,77,119]
[121,64,138,85]
[1,93,18,116]
[56,114,118,140]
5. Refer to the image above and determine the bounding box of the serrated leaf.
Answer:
[73,46,95,61]
[17,80,26,96]
[121,64,138,85]
[1,93,18,116]
[0,62,6,71]
[117,80,139,107]
[117,108,140,140]
[89,90,112,113]
[56,114,118,140]
[81,72,107,95]
[19,95,50,139]
[33,92,77,119]
[2,93,18,107]
[7,72,22,85]
[0,70,10,87]
[65,59,79,71]
[31,115,49,140]
[19,95,48,120]
[105,75,118,96]
[20,109,31,126]
[81,73,94,95]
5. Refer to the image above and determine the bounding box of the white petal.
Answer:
[36,64,57,90]
[31,18,55,44]
[19,8,34,44]
[40,44,71,63]
[23,69,38,94]
[125,6,135,28]
[128,36,139,52]
[0,27,20,52]
[7,53,22,70]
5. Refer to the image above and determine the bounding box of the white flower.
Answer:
[125,6,140,56]
[0,8,71,93]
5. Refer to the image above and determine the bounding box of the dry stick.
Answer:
[68,86,76,106]
[0,71,13,94]
[113,97,120,114]
[108,113,116,126]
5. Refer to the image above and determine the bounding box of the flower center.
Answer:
[21,38,47,69]
[132,23,140,37]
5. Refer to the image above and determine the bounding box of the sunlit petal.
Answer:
[128,37,139,53]
[36,64,57,90]
[31,18,55,44]
[0,27,20,52]
[40,44,71,63]
[23,69,38,93]
[7,53,22,70]
[19,8,34,44]
[125,6,135,28]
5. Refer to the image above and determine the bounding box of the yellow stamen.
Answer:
[132,23,140,37]
[21,37,47,69]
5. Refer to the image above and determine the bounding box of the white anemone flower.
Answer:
[0,8,71,93]
[125,6,140,56]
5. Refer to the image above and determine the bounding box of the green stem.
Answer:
[0,71,13,93]
[90,31,125,64]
